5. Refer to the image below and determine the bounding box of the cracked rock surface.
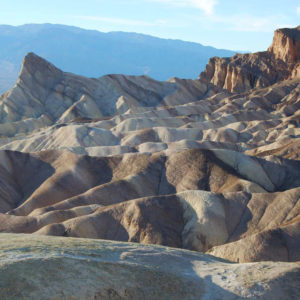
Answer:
[1,233,300,300]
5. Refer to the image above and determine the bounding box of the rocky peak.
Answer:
[268,26,300,65]
[18,52,63,88]
[200,26,300,93]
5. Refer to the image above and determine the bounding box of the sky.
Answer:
[0,0,299,51]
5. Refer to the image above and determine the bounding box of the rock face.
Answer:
[1,233,300,300]
[268,26,300,65]
[200,26,300,93]
[0,26,300,272]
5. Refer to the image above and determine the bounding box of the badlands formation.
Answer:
[0,26,300,298]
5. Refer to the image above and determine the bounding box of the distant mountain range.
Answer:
[0,23,235,94]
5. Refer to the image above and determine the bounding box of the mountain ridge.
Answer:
[0,23,236,94]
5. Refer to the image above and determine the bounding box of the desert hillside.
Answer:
[0,26,299,268]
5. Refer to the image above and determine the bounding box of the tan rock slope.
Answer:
[0,26,299,267]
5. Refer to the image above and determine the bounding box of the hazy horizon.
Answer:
[0,22,237,51]
[0,23,236,93]
[1,0,299,52]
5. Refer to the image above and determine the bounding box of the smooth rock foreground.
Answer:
[0,233,300,300]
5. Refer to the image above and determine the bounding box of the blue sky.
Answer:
[1,0,299,51]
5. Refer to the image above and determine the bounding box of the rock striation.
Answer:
[0,26,300,274]
[200,26,300,93]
